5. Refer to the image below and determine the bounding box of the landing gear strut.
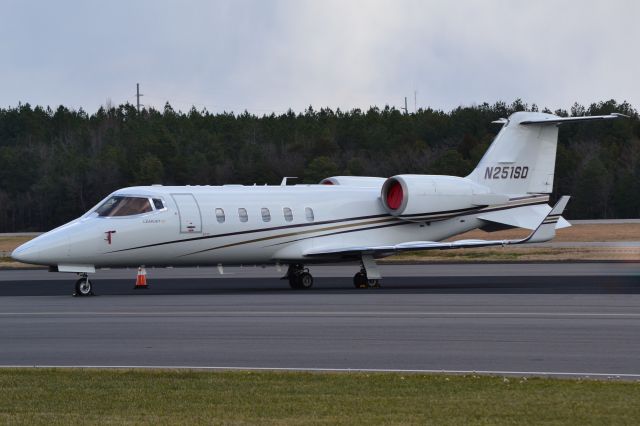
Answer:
[286,264,314,289]
[74,273,94,297]
[353,255,381,289]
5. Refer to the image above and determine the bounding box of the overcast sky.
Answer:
[1,0,638,114]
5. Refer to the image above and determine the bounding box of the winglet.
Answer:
[519,196,570,244]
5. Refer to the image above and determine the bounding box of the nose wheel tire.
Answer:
[298,272,313,289]
[74,278,94,296]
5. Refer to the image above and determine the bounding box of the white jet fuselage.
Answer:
[14,183,536,269]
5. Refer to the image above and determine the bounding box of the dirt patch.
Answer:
[0,236,31,252]
[384,246,640,263]
[0,258,42,269]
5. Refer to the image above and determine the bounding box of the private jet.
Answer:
[11,111,625,295]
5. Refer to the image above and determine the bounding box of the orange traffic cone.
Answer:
[134,266,149,289]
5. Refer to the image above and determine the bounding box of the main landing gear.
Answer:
[286,263,314,289]
[74,273,94,297]
[353,270,380,289]
[353,255,382,289]
[285,255,383,291]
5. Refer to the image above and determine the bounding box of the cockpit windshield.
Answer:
[96,196,153,217]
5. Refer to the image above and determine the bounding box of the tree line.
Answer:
[0,99,638,231]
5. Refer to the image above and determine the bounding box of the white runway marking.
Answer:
[1,311,640,318]
[0,365,639,379]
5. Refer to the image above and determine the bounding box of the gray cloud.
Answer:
[0,0,638,114]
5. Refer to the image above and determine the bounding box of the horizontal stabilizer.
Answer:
[520,113,627,126]
[305,196,570,257]
[478,203,570,230]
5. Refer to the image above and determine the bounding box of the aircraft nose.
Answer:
[11,230,70,266]
[11,241,41,264]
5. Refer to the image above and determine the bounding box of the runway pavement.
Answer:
[0,263,639,378]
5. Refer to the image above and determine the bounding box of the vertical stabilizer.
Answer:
[467,111,623,195]
[467,112,559,195]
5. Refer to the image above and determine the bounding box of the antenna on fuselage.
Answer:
[280,177,298,186]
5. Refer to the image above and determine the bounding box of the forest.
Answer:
[0,99,638,232]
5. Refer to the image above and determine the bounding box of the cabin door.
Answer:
[171,193,202,233]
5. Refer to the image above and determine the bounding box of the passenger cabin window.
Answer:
[215,208,225,223]
[238,208,248,223]
[283,207,293,222]
[261,207,271,222]
[96,196,153,217]
[152,198,164,210]
[305,207,314,222]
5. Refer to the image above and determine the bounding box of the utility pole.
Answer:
[402,96,408,115]
[136,83,143,112]
[414,90,417,112]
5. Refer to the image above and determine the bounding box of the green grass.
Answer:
[0,369,639,425]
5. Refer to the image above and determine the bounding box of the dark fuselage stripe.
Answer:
[178,218,399,257]
[263,222,413,251]
[397,195,549,220]
[402,200,549,222]
[107,196,551,254]
[262,198,551,251]
[398,205,482,218]
[106,213,390,253]
[180,221,413,257]
[179,198,550,257]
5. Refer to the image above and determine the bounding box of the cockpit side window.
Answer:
[152,198,165,210]
[96,196,153,217]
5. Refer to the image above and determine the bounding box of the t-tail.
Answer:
[466,111,626,195]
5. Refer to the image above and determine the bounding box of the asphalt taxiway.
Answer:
[0,263,639,378]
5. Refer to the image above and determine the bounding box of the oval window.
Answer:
[215,208,225,223]
[238,208,248,223]
[283,207,293,222]
[261,207,271,222]
[305,207,314,222]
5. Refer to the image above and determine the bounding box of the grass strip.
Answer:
[0,369,639,425]
[383,246,640,263]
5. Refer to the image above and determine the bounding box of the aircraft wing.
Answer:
[304,196,570,257]
[477,203,571,230]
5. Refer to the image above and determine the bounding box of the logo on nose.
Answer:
[104,230,117,245]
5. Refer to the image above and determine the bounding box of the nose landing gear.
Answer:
[74,273,94,297]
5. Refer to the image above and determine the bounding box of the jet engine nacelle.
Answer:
[380,174,508,221]
[320,176,387,187]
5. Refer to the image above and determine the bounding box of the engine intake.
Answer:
[381,175,507,221]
